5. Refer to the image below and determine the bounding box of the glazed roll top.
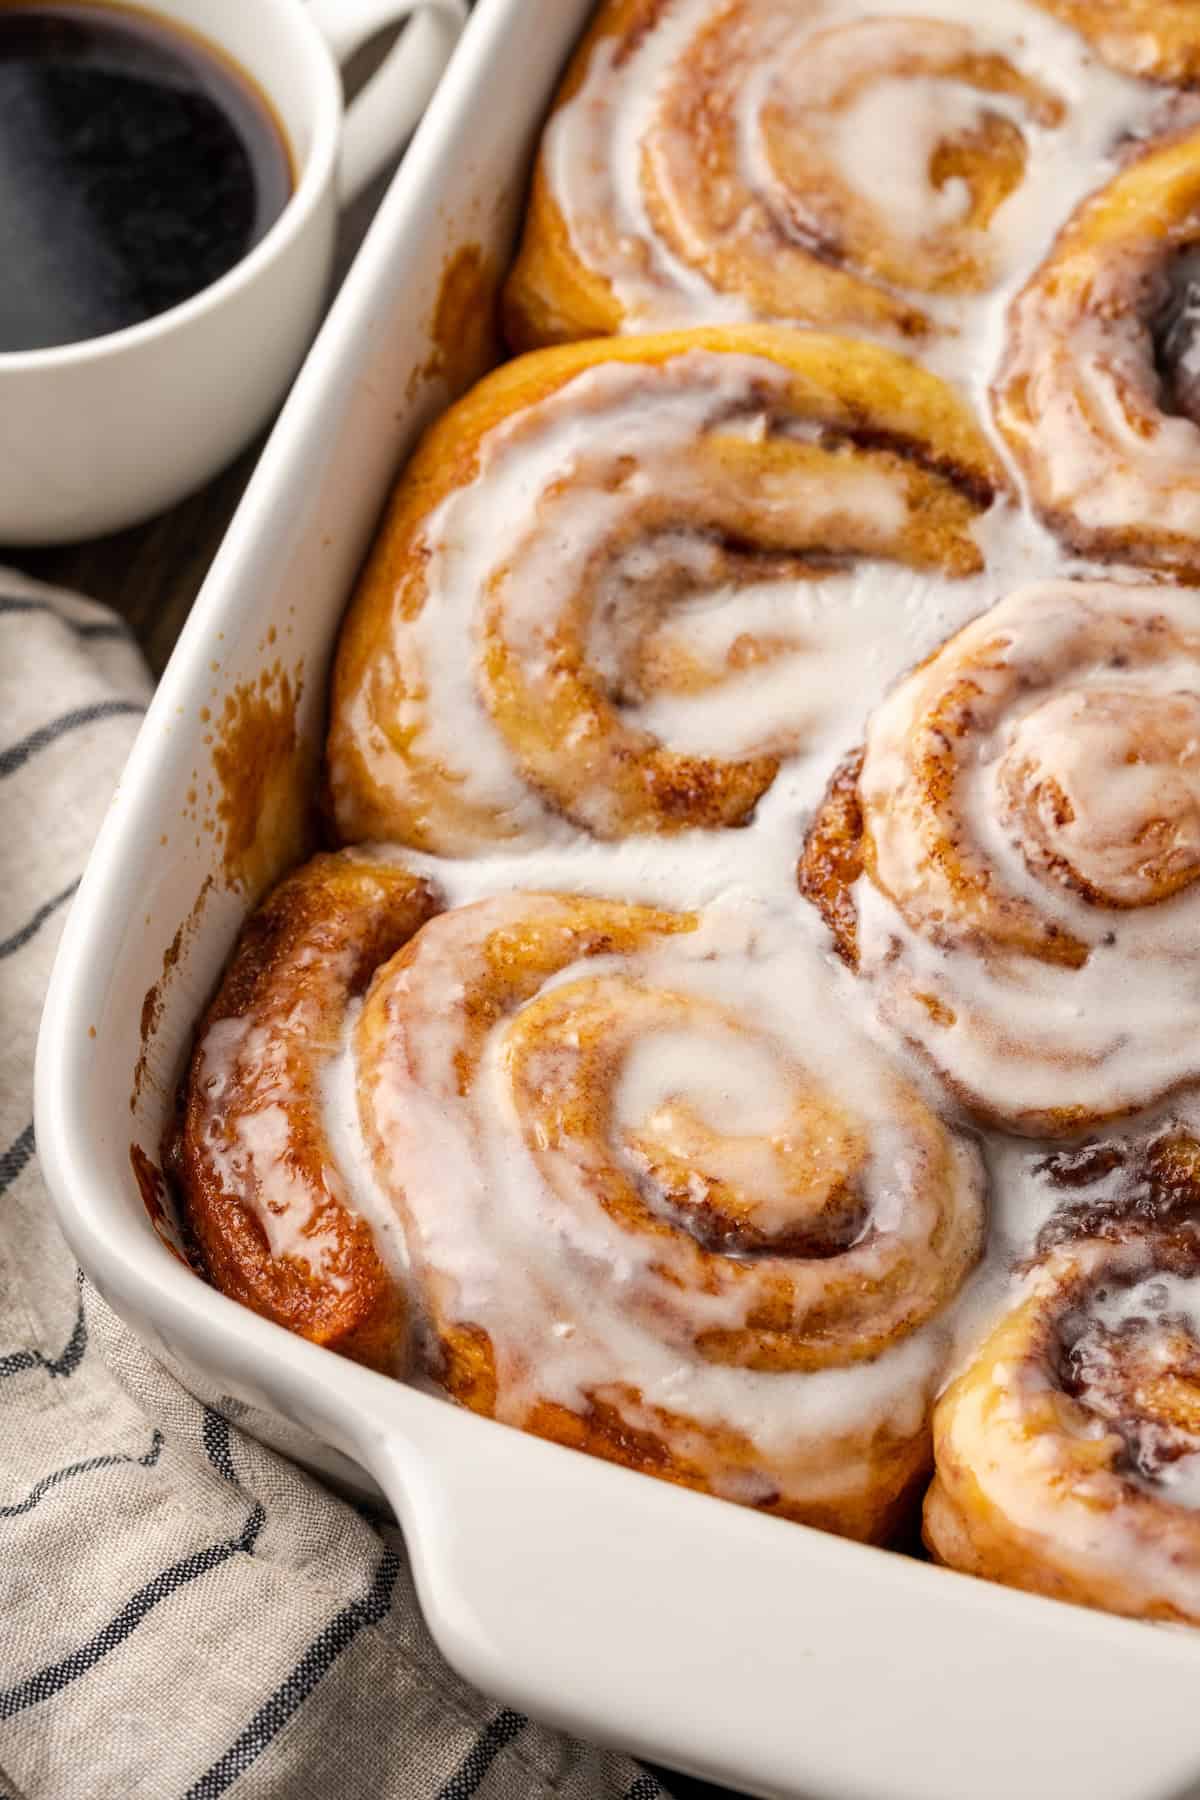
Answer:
[171,853,441,1371]
[1029,0,1200,82]
[175,859,987,1540]
[503,0,1166,367]
[927,1225,1200,1623]
[995,123,1200,575]
[326,326,1001,856]
[171,0,1200,1633]
[799,579,1200,1137]
[354,890,985,1539]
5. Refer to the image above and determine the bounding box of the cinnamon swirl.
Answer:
[354,891,986,1540]
[798,578,1200,1137]
[503,0,1158,370]
[170,852,441,1372]
[926,1227,1200,1623]
[170,0,1200,1613]
[326,326,1002,856]
[995,125,1200,575]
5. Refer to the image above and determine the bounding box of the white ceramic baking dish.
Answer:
[34,3,1200,1795]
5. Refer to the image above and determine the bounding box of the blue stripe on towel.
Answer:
[0,1500,266,1721]
[0,701,145,780]
[182,1547,403,1800]
[437,1710,529,1800]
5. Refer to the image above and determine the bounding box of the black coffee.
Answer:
[0,3,293,352]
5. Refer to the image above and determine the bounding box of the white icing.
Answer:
[1087,1269,1200,1342]
[544,0,1160,387]
[1058,1259,1200,1509]
[816,74,981,236]
[321,999,412,1284]
[328,541,1200,1461]
[348,893,982,1479]
[194,1014,352,1288]
[1000,231,1200,546]
[858,579,1200,1130]
[339,347,986,854]
[197,1,1200,1539]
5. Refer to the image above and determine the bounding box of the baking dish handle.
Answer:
[362,1394,1200,1800]
[308,0,468,205]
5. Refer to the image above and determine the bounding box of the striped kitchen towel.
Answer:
[0,570,698,1800]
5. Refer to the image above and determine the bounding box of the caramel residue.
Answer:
[131,875,214,1111]
[129,1142,192,1268]
[407,244,499,405]
[212,661,311,897]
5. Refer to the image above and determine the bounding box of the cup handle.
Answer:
[307,0,468,206]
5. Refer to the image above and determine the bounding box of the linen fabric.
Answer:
[0,571,674,1800]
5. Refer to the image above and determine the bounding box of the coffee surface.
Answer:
[0,3,292,353]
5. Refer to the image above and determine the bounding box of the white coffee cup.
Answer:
[0,0,466,546]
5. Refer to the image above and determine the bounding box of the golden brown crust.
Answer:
[441,1318,933,1541]
[797,747,865,968]
[925,1231,1200,1623]
[798,581,1200,1138]
[502,0,655,351]
[353,890,985,1543]
[994,126,1200,576]
[325,325,1003,855]
[1030,0,1200,84]
[503,0,1067,352]
[170,852,441,1372]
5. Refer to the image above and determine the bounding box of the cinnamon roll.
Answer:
[503,0,1154,367]
[925,1228,1200,1623]
[355,892,986,1540]
[170,852,441,1372]
[798,578,1200,1137]
[1030,1,1200,84]
[1033,1118,1200,1262]
[995,125,1200,575]
[326,326,1002,856]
